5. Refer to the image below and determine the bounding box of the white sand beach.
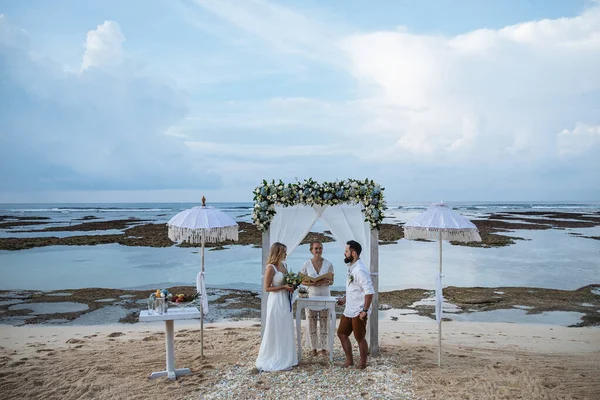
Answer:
[1,320,598,399]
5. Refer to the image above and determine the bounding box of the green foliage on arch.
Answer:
[252,178,386,232]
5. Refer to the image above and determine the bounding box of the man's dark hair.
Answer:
[346,240,362,256]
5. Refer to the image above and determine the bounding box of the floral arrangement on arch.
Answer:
[252,178,386,231]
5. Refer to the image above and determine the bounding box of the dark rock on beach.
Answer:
[2,284,598,327]
[0,215,51,221]
[488,212,599,228]
[376,220,526,248]
[378,223,404,244]
[120,223,172,247]
[20,218,146,232]
[1,211,599,251]
[442,284,600,328]
[451,219,528,248]
[0,286,262,325]
[0,220,52,229]
[0,235,126,250]
[74,215,101,221]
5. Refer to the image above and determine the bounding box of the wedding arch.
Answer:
[252,178,386,356]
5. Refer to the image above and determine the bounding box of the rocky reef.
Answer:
[0,210,598,251]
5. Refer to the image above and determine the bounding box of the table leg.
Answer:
[328,305,335,363]
[149,368,191,380]
[165,320,176,379]
[148,320,192,380]
[296,304,302,363]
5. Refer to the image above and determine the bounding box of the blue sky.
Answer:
[1,0,599,203]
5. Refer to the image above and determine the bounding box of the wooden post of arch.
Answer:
[370,228,380,356]
[260,228,270,337]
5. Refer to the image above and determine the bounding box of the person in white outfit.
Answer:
[255,242,298,372]
[336,240,374,369]
[300,241,334,356]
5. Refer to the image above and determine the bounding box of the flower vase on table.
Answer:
[298,286,309,299]
[155,298,167,314]
[149,289,173,315]
[147,297,155,315]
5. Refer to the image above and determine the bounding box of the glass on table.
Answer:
[156,298,165,315]
[147,297,155,315]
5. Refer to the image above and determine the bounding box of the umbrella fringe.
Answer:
[167,225,239,243]
[404,227,481,242]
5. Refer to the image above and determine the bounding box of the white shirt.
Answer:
[300,258,333,298]
[343,259,375,318]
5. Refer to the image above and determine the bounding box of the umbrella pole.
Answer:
[201,234,205,358]
[438,230,442,367]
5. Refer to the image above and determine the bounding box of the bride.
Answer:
[255,242,298,372]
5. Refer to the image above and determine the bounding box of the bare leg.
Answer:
[357,339,369,369]
[337,333,354,367]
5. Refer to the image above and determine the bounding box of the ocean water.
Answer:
[0,202,598,292]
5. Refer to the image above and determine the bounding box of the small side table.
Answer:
[139,307,201,380]
[295,296,338,363]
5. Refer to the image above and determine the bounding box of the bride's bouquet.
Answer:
[285,270,303,290]
[284,270,303,312]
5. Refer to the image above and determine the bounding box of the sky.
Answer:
[1,0,599,203]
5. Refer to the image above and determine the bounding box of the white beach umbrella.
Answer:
[404,202,481,367]
[167,196,239,357]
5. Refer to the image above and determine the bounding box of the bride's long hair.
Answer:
[267,242,287,267]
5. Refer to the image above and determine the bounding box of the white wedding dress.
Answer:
[255,264,298,372]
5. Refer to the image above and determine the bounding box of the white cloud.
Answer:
[0,15,220,192]
[178,0,600,200]
[163,1,600,201]
[340,5,600,165]
[189,1,600,166]
[81,21,125,71]
[3,2,600,201]
[557,123,600,158]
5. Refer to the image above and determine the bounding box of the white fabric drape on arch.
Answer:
[269,205,325,255]
[269,203,371,266]
[320,203,371,268]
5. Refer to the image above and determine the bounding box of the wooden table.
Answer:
[139,307,201,380]
[295,296,338,363]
